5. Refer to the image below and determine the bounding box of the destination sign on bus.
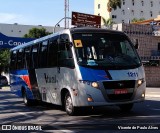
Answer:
[72,11,101,28]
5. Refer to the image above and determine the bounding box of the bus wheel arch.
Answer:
[61,88,76,115]
[61,88,69,108]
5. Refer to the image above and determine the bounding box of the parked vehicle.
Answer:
[0,75,8,87]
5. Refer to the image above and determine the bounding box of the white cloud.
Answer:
[0,13,22,23]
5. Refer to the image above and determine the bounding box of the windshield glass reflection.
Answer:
[72,33,141,69]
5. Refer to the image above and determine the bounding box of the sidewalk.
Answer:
[145,87,160,98]
[0,86,10,91]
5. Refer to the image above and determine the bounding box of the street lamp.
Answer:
[53,17,71,33]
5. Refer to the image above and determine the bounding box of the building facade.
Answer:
[94,0,160,24]
[0,23,64,37]
[0,23,64,49]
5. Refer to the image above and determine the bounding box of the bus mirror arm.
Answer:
[133,39,139,49]
[69,42,73,47]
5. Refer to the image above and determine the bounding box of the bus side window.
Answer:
[48,36,58,67]
[17,49,24,69]
[10,51,17,70]
[58,34,74,68]
[39,41,48,68]
[24,47,31,69]
[31,44,39,69]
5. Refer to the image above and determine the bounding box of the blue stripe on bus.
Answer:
[10,69,34,99]
[10,69,29,75]
[79,66,109,81]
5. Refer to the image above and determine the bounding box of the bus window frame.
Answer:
[39,40,49,68]
[17,48,25,69]
[30,44,40,69]
[10,50,18,70]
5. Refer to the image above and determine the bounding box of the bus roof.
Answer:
[70,27,124,34]
[10,27,125,51]
[10,31,60,51]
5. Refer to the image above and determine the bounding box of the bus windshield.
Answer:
[72,33,141,69]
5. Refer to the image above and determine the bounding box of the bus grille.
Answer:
[103,80,135,89]
[103,80,135,101]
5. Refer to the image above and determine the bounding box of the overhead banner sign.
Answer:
[0,32,34,49]
[71,11,101,28]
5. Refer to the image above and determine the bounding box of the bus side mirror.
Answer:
[133,39,139,49]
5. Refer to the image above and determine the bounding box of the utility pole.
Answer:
[64,0,69,29]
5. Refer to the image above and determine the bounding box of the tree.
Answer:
[102,17,115,28]
[24,28,51,38]
[0,49,10,73]
[131,18,145,23]
[105,0,121,28]
[107,0,121,12]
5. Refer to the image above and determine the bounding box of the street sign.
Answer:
[71,12,101,28]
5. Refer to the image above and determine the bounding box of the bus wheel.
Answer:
[22,90,32,106]
[119,103,134,112]
[65,92,76,115]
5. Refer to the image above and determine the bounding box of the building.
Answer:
[0,23,64,49]
[94,0,160,24]
[0,23,64,37]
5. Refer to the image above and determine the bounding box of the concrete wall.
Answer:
[144,66,160,87]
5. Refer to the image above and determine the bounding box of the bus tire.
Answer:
[119,103,134,112]
[64,92,76,115]
[22,90,32,106]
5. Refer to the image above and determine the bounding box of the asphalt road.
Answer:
[0,87,160,133]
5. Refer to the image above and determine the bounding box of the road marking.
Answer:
[18,112,30,116]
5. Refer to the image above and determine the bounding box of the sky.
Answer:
[0,0,93,27]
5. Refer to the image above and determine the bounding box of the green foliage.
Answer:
[131,18,145,23]
[0,49,10,73]
[102,17,115,28]
[107,0,121,11]
[103,17,115,26]
[24,28,51,38]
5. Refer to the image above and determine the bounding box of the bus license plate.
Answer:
[114,89,128,95]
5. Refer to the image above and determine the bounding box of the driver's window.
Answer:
[120,41,135,57]
[58,34,74,67]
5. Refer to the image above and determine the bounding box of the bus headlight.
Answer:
[79,80,99,89]
[91,82,99,88]
[137,79,144,87]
